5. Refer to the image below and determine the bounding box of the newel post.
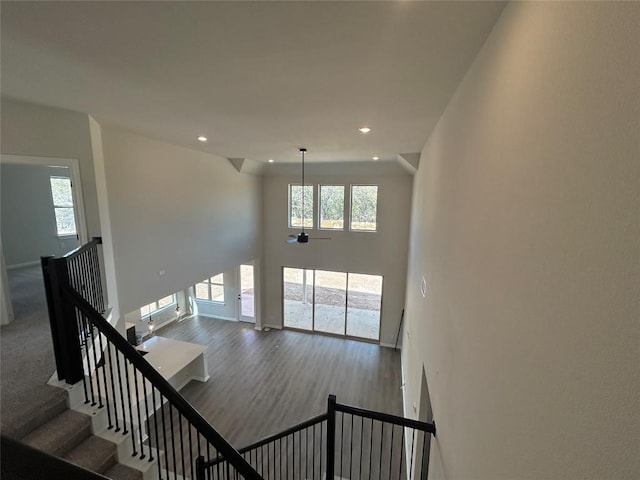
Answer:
[326,394,337,480]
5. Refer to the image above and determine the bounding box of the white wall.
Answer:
[100,127,261,316]
[0,97,100,236]
[403,2,639,480]
[261,168,412,345]
[1,164,79,265]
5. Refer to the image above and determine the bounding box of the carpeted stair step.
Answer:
[2,385,67,440]
[63,435,117,475]
[104,462,144,480]
[22,409,92,457]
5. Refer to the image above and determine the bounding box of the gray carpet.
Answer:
[1,265,65,438]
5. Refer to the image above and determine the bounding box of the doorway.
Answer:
[1,155,87,324]
[238,263,255,323]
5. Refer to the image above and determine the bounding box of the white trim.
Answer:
[6,260,41,270]
[0,154,89,245]
[263,323,283,330]
[197,312,238,322]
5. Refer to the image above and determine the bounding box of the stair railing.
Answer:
[199,395,436,480]
[42,239,262,480]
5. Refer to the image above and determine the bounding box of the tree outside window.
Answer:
[289,185,313,228]
[319,185,344,229]
[350,185,378,231]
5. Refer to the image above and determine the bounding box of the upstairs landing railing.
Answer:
[199,395,436,480]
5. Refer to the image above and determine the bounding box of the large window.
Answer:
[49,176,77,236]
[140,295,176,318]
[195,274,225,303]
[283,267,382,341]
[289,184,314,228]
[319,185,345,229]
[350,185,378,231]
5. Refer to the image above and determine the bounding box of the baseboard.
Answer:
[262,324,283,330]
[380,342,401,350]
[6,260,40,270]
[197,313,238,322]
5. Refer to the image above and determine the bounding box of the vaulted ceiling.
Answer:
[1,1,505,165]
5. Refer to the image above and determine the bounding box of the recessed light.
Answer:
[268,159,275,163]
[358,127,371,134]
[197,136,208,142]
[372,156,380,161]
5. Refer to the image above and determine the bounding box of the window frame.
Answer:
[349,184,379,232]
[49,175,77,237]
[318,184,346,231]
[288,183,315,230]
[194,274,225,304]
[140,294,176,319]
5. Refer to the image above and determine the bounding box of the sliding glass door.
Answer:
[346,273,382,340]
[282,267,382,341]
[314,270,347,335]
[283,267,314,330]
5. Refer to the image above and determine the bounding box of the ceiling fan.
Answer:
[287,148,331,244]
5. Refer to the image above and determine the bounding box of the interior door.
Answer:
[238,263,255,323]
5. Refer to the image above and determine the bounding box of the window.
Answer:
[319,185,344,229]
[350,185,378,231]
[195,274,225,303]
[49,176,77,236]
[289,184,314,229]
[140,295,176,318]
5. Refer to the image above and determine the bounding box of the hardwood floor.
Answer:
[156,316,403,449]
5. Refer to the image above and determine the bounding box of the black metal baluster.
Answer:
[142,377,153,461]
[189,424,194,479]
[168,406,177,480]
[152,390,161,480]
[379,422,384,480]
[389,424,395,480]
[179,413,186,478]
[117,351,128,435]
[106,340,119,431]
[78,312,90,404]
[420,430,427,479]
[312,424,316,480]
[279,438,283,480]
[82,314,96,406]
[161,402,169,477]
[360,416,366,479]
[133,367,145,459]
[123,358,137,455]
[340,412,344,479]
[409,429,416,480]
[320,422,324,480]
[369,417,374,478]
[350,415,354,480]
[88,320,104,408]
[399,426,405,479]
[96,332,112,428]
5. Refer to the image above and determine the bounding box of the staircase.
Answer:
[5,388,141,479]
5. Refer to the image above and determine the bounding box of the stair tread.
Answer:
[63,435,117,474]
[22,409,92,457]
[104,462,144,480]
[2,386,67,440]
